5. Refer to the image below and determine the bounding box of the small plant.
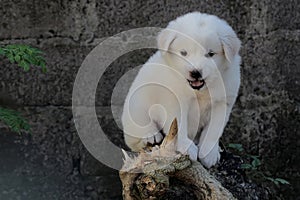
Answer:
[228,143,244,152]
[240,155,261,170]
[0,107,31,134]
[265,177,290,186]
[0,44,46,72]
[0,44,46,133]
[227,143,290,186]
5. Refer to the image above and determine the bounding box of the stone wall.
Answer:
[0,0,299,199]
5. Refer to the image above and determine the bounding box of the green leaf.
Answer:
[265,177,274,181]
[265,177,290,185]
[265,177,278,185]
[0,107,31,133]
[24,62,30,71]
[20,61,27,70]
[228,143,244,152]
[241,163,253,169]
[275,178,290,185]
[7,54,15,63]
[251,157,261,168]
[15,55,21,62]
[23,54,32,62]
[0,44,47,72]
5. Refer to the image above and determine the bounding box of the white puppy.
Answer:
[121,12,241,168]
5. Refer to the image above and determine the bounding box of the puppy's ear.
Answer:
[157,29,176,54]
[219,29,241,63]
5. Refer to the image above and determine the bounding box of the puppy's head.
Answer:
[157,12,241,90]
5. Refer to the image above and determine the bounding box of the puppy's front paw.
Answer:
[178,141,198,161]
[142,132,164,147]
[199,144,220,168]
[187,142,198,161]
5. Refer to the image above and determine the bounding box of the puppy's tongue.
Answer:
[191,80,203,87]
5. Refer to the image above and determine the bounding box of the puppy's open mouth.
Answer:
[187,79,205,90]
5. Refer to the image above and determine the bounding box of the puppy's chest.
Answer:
[188,93,212,129]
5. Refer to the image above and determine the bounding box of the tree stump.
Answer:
[119,119,236,200]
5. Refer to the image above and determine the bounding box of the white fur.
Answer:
[121,12,241,168]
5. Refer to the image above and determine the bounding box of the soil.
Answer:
[0,129,278,200]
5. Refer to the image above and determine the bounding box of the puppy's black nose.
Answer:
[190,70,202,79]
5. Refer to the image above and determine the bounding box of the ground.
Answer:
[0,130,279,200]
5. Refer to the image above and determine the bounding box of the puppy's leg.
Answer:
[176,106,198,161]
[123,122,163,152]
[198,101,229,168]
[122,103,164,152]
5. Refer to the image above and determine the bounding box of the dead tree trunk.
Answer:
[119,119,236,200]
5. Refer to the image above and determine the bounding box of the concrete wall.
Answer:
[0,0,299,198]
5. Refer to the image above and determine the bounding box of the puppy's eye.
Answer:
[180,50,188,56]
[205,50,216,57]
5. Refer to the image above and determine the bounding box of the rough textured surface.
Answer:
[0,0,299,199]
[0,107,123,199]
[120,119,236,200]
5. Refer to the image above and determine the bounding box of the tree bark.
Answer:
[119,119,236,200]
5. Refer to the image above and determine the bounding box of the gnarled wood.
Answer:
[119,119,236,200]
